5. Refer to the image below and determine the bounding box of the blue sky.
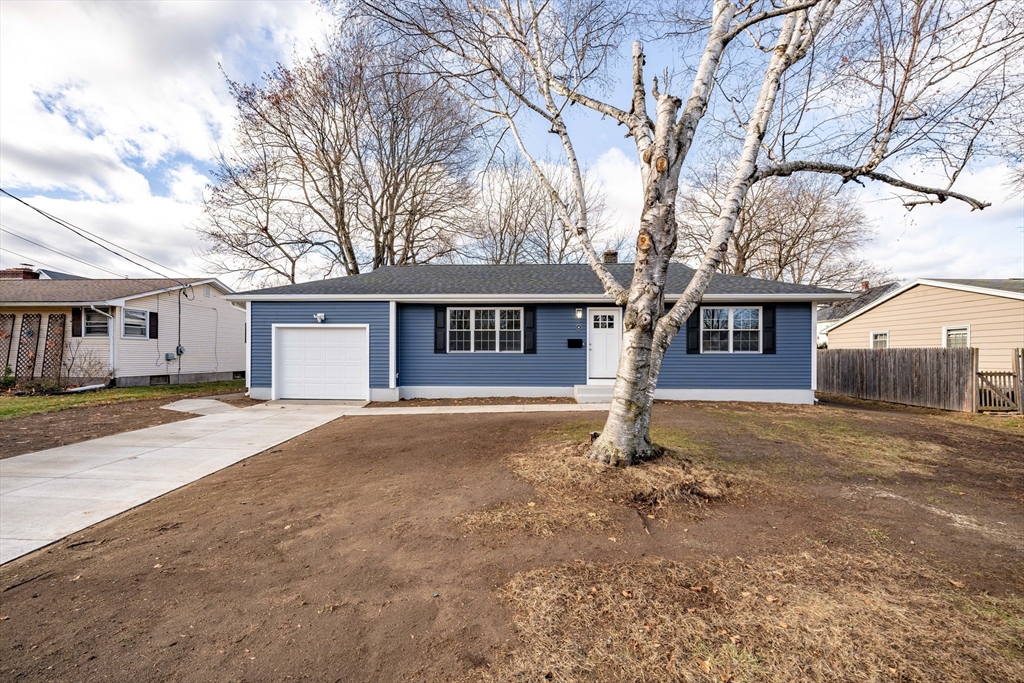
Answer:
[0,0,1021,286]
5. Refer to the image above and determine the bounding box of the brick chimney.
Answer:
[602,249,618,264]
[0,265,40,280]
[860,280,870,291]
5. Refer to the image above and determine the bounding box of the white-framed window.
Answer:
[700,306,761,353]
[870,331,889,349]
[122,308,149,338]
[943,325,970,348]
[84,307,110,337]
[448,307,522,353]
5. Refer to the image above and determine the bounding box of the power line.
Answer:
[0,187,191,280]
[0,246,67,274]
[0,224,128,278]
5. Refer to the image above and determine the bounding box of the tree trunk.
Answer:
[588,207,675,466]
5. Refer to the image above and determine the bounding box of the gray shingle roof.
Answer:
[929,279,1024,295]
[236,264,848,298]
[37,269,86,280]
[0,278,207,304]
[817,282,901,322]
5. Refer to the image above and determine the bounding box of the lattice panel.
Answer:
[41,314,67,380]
[15,314,41,381]
[0,313,14,372]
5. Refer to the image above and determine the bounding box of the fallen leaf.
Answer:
[588,512,596,517]
[528,502,536,507]
[651,643,661,648]
[779,621,788,628]
[608,537,617,543]
[71,575,81,582]
[729,635,741,644]
[621,590,632,599]
[741,591,751,597]
[284,525,291,530]
[687,607,697,613]
[153,564,162,569]
[0,616,9,621]
[689,586,703,592]
[766,595,777,603]
[701,660,713,673]
[949,580,965,589]
[646,514,655,519]
[720,675,733,683]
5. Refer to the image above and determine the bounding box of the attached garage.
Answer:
[273,325,369,400]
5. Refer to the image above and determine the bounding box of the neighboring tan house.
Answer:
[816,280,900,346]
[0,267,246,386]
[824,279,1024,371]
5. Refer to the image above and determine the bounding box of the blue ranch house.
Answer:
[227,262,849,404]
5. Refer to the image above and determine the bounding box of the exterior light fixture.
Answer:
[313,313,326,323]
[575,308,583,319]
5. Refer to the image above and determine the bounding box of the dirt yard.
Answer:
[1,400,1021,682]
[0,394,255,459]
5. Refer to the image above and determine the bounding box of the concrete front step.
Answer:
[574,384,614,404]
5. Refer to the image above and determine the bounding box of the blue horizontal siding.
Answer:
[250,301,390,389]
[398,304,587,386]
[658,303,812,389]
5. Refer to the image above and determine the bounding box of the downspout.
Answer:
[89,305,115,385]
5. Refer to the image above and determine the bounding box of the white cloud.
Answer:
[592,147,642,235]
[0,0,327,283]
[857,163,1024,279]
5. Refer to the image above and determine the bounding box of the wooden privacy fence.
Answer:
[817,347,978,412]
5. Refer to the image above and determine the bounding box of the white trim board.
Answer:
[228,292,851,304]
[941,324,971,348]
[399,386,576,399]
[248,385,816,406]
[270,323,371,401]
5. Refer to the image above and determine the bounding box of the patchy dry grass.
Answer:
[491,549,1024,683]
[458,435,732,536]
[691,405,954,480]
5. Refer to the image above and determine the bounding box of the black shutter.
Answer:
[149,311,159,339]
[686,309,700,354]
[434,306,446,353]
[762,305,776,354]
[71,308,82,337]
[523,306,536,354]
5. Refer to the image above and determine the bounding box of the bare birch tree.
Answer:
[363,0,1023,465]
[676,166,889,288]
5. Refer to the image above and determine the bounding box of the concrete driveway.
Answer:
[0,402,351,564]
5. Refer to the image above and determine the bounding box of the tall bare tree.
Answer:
[676,166,889,289]
[466,156,619,264]
[200,29,479,282]
[363,0,1022,464]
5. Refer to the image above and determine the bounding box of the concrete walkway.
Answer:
[0,402,350,564]
[0,400,610,565]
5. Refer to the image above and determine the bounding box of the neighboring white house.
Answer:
[0,267,246,386]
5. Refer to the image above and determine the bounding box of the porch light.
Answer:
[575,308,583,319]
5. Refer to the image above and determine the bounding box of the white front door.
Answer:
[275,326,368,400]
[588,308,621,382]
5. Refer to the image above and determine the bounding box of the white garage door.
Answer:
[275,326,368,400]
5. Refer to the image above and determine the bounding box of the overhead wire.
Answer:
[0,246,68,274]
[0,224,129,278]
[0,187,191,280]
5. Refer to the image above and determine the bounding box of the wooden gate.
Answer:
[975,349,1023,413]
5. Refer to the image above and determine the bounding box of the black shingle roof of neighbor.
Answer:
[929,279,1024,295]
[236,264,848,298]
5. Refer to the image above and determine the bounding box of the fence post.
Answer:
[1015,349,1024,415]
[970,347,979,413]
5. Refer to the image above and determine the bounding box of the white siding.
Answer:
[113,285,246,380]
